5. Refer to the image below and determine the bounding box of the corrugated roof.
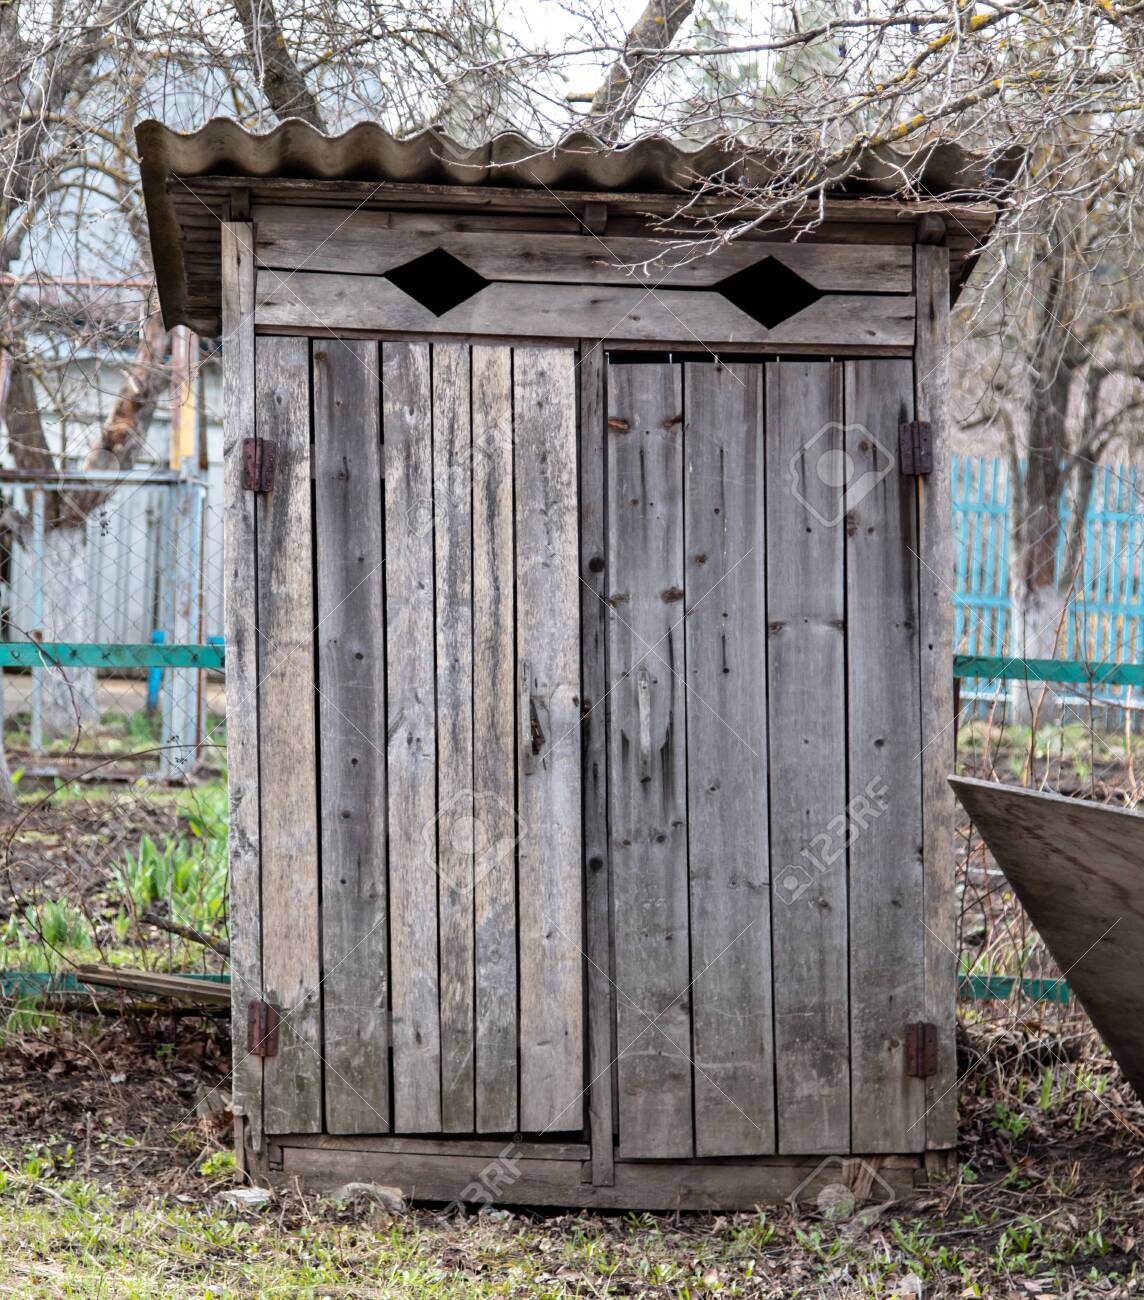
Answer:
[136,118,1009,334]
[137,117,1012,197]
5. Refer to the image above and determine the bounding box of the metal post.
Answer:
[29,488,44,756]
[161,477,200,780]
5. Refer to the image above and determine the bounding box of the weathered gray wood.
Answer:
[765,360,851,1154]
[312,338,389,1134]
[606,362,693,1159]
[433,342,476,1133]
[256,217,913,291]
[845,358,926,1153]
[276,1145,926,1211]
[255,334,321,1135]
[514,347,584,1134]
[272,1133,590,1159]
[950,778,1144,1100]
[683,362,774,1157]
[383,340,442,1133]
[256,270,916,349]
[915,245,957,1151]
[578,340,615,1183]
[219,223,263,1153]
[470,344,518,1133]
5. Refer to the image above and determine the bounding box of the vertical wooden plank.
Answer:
[313,339,389,1134]
[256,334,321,1134]
[766,360,851,1154]
[515,346,584,1134]
[684,362,774,1156]
[915,244,958,1151]
[219,223,263,1153]
[434,342,475,1133]
[846,358,927,1153]
[384,341,442,1133]
[606,361,693,1160]
[471,345,518,1133]
[579,340,614,1183]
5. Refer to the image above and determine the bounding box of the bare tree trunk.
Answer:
[587,0,696,143]
[231,0,328,129]
[3,315,169,740]
[1009,238,1079,725]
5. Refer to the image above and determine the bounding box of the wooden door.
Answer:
[600,354,927,1160]
[252,336,584,1138]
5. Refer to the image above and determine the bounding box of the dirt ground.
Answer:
[0,1012,1141,1296]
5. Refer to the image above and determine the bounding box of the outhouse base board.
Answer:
[243,1132,952,1212]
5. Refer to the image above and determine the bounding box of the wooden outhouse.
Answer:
[139,120,1000,1210]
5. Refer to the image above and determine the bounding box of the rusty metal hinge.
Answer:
[905,1021,938,1078]
[247,1000,281,1057]
[899,421,933,476]
[242,438,276,493]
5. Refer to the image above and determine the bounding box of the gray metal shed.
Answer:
[139,118,1000,1210]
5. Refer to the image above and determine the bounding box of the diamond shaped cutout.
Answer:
[714,256,824,329]
[384,247,490,316]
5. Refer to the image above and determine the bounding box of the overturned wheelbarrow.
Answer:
[951,776,1144,1098]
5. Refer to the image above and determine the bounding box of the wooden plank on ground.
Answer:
[950,778,1144,1098]
[219,222,263,1152]
[514,346,584,1134]
[683,361,774,1156]
[312,338,389,1134]
[845,358,927,1153]
[257,270,915,350]
[255,334,321,1135]
[915,245,958,1151]
[765,360,851,1154]
[433,342,476,1133]
[579,340,615,1183]
[606,361,693,1159]
[470,344,518,1133]
[383,340,442,1133]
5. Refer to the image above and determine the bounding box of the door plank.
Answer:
[684,362,774,1156]
[845,358,927,1153]
[579,341,615,1184]
[384,341,442,1133]
[606,362,693,1159]
[765,360,851,1154]
[514,347,584,1134]
[313,339,389,1134]
[255,334,321,1134]
[433,342,476,1133]
[471,345,518,1132]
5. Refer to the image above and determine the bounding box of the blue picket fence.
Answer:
[952,455,1144,720]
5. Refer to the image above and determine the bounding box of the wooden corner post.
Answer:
[220,221,264,1157]
[914,241,957,1151]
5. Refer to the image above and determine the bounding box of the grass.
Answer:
[0,1173,1134,1298]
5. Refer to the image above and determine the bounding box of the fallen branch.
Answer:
[140,910,230,958]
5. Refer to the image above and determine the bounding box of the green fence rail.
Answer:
[953,655,1144,689]
[0,642,225,670]
[0,644,1135,685]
